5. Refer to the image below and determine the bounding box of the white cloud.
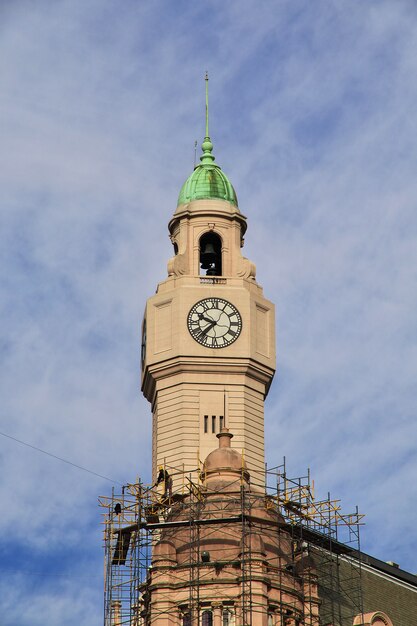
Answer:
[0,0,416,622]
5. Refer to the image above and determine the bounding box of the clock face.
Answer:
[187,298,242,348]
[141,318,147,368]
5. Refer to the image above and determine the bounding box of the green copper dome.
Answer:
[177,137,238,207]
[178,74,237,207]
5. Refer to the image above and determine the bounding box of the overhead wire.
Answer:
[0,429,123,485]
[0,565,100,579]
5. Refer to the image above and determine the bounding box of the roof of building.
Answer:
[177,136,238,207]
[177,73,238,207]
[295,523,417,589]
[202,429,250,488]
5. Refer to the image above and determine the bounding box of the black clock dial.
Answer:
[187,298,242,348]
[141,318,147,368]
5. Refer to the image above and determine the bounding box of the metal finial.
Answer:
[205,71,209,138]
[200,72,215,165]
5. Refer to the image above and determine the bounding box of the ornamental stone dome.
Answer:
[201,428,251,487]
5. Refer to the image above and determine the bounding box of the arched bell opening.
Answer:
[199,232,222,276]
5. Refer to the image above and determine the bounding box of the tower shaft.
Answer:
[142,196,275,487]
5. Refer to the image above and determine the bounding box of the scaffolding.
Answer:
[99,460,364,626]
[267,458,364,625]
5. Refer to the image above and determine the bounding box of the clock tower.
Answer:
[102,80,378,626]
[141,77,275,487]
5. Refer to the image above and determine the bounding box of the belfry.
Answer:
[100,78,414,626]
[141,74,275,486]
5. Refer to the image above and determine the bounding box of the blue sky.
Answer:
[1,1,416,624]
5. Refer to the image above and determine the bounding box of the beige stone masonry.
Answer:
[141,198,276,488]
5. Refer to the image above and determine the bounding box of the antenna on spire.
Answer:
[205,71,209,138]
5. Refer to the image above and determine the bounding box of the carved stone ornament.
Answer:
[236,256,256,280]
[167,253,188,276]
[353,612,394,626]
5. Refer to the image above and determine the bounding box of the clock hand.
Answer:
[199,314,217,324]
[201,321,216,335]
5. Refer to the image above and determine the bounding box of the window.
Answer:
[203,415,223,435]
[202,611,213,626]
[182,614,191,626]
[223,610,234,626]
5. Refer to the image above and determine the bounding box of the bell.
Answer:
[200,242,216,269]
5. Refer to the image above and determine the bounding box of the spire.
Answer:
[205,70,209,138]
[176,73,238,207]
[200,72,215,165]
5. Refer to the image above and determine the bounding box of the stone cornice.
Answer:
[141,355,275,403]
[169,200,247,237]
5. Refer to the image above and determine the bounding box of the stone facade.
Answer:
[141,198,275,487]
[143,431,320,626]
[129,124,416,626]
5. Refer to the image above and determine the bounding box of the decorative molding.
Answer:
[236,256,256,280]
[353,611,394,626]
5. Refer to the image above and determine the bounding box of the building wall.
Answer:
[316,554,417,626]
[361,563,417,626]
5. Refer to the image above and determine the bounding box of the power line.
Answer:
[0,429,122,485]
[1,566,100,579]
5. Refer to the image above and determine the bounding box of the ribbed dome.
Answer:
[178,163,238,206]
[177,134,238,207]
